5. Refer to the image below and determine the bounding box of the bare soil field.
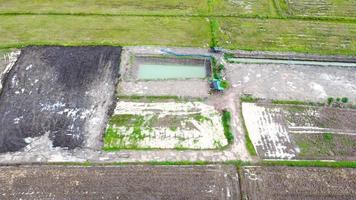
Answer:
[240,166,356,200]
[0,165,240,200]
[227,62,356,101]
[0,46,121,153]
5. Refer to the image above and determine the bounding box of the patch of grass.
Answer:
[213,139,224,149]
[222,110,234,144]
[292,133,356,158]
[0,15,211,49]
[109,114,140,127]
[239,110,257,156]
[217,17,356,55]
[220,80,230,89]
[261,160,356,168]
[209,18,219,48]
[104,114,147,150]
[210,56,221,79]
[240,95,258,103]
[192,114,211,123]
[223,53,235,61]
[272,99,325,107]
[323,132,333,141]
[272,99,306,105]
[169,126,178,132]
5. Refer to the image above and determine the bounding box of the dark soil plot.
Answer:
[240,166,356,200]
[0,46,121,153]
[0,165,240,200]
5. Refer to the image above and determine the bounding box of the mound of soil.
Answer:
[0,46,121,153]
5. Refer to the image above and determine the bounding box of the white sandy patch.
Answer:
[110,101,227,149]
[242,103,297,159]
[0,51,21,92]
[308,82,327,99]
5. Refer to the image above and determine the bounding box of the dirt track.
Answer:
[0,46,121,152]
[0,165,240,200]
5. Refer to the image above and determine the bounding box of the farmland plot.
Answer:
[0,46,121,153]
[104,101,228,150]
[217,18,356,55]
[0,0,209,15]
[276,0,356,18]
[240,166,356,200]
[283,105,356,160]
[0,15,210,48]
[0,165,240,200]
[242,102,356,160]
[242,103,298,159]
[212,0,278,17]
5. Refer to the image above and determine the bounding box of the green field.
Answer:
[292,133,356,159]
[0,0,208,15]
[275,0,356,19]
[217,18,356,55]
[0,16,210,48]
[0,0,355,55]
[212,0,278,17]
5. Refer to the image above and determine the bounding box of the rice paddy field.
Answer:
[0,16,210,48]
[275,0,356,19]
[211,0,279,17]
[217,18,356,55]
[0,0,355,55]
[0,0,209,15]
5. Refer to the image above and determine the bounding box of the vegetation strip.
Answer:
[239,109,257,156]
[222,110,234,144]
[0,11,354,23]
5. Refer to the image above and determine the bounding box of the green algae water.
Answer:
[138,63,206,80]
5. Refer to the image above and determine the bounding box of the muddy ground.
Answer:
[240,166,356,200]
[0,46,121,153]
[0,165,239,200]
